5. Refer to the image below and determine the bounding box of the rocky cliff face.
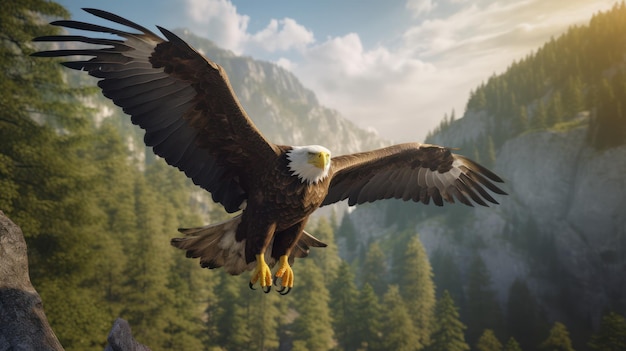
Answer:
[493,124,626,322]
[349,115,626,326]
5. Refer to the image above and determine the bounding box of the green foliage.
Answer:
[379,285,419,351]
[309,217,340,284]
[475,329,503,351]
[429,291,470,351]
[540,322,575,351]
[329,261,359,351]
[211,274,252,350]
[431,2,626,158]
[394,235,436,349]
[504,338,523,351]
[354,284,383,350]
[360,241,388,297]
[290,259,334,351]
[587,73,626,149]
[588,311,626,351]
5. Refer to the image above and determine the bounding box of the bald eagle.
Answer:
[33,9,506,294]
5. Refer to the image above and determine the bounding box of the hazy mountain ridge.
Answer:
[340,4,626,345]
[67,28,388,160]
[174,29,389,155]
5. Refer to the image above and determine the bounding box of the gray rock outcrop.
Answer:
[104,319,152,351]
[0,210,64,351]
[0,211,151,351]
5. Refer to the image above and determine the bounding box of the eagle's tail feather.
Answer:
[171,215,329,274]
[171,214,250,274]
[289,230,327,263]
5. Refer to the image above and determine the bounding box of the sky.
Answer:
[56,0,617,143]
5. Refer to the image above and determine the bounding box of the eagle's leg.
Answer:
[274,255,294,295]
[271,220,308,295]
[249,254,272,293]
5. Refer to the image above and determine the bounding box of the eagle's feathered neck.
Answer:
[286,145,331,185]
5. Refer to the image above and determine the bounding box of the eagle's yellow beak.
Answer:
[308,151,330,169]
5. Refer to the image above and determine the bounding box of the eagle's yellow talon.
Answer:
[274,255,294,294]
[250,254,272,292]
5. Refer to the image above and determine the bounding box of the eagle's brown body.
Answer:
[237,147,332,264]
[33,9,506,293]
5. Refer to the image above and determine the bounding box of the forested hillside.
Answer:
[2,1,626,351]
[340,3,626,351]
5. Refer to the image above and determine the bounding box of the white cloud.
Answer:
[406,0,436,17]
[185,0,314,55]
[248,18,314,53]
[183,0,616,143]
[185,0,249,54]
[290,33,441,142]
[276,57,295,71]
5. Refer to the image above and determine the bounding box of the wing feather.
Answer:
[34,9,281,212]
[324,143,506,207]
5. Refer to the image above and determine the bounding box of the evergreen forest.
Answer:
[1,1,626,351]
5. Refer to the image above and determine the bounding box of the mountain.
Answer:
[71,29,388,160]
[339,3,626,349]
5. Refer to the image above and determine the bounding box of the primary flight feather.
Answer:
[33,8,506,294]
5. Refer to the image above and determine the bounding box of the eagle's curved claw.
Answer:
[274,255,294,294]
[250,254,272,292]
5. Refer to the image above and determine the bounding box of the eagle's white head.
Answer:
[286,145,331,184]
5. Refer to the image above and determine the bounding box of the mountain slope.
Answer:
[71,29,388,159]
[340,4,626,349]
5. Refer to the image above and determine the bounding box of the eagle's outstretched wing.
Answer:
[323,143,506,207]
[33,8,279,213]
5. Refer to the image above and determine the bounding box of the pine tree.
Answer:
[547,91,564,126]
[512,105,529,135]
[244,284,282,351]
[120,178,178,349]
[379,285,419,351]
[89,123,136,316]
[429,290,470,351]
[310,217,340,285]
[354,284,383,351]
[588,311,626,351]
[290,259,334,351]
[504,338,523,351]
[532,101,548,129]
[563,76,585,118]
[329,261,359,351]
[163,255,205,351]
[475,329,503,351]
[396,235,436,349]
[211,273,251,350]
[540,322,575,351]
[361,242,388,297]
